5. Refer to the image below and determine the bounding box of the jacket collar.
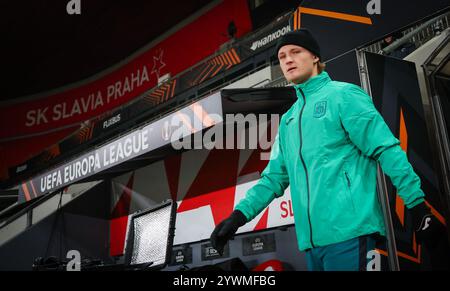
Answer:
[293,71,331,97]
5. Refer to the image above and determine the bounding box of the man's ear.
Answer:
[313,55,320,64]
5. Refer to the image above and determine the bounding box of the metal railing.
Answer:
[363,11,449,55]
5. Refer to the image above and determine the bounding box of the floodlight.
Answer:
[124,199,176,270]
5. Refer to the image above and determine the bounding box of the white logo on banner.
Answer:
[250,25,291,51]
[151,50,166,80]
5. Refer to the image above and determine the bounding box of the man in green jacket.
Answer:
[210,29,438,271]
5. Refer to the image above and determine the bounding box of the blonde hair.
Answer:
[318,61,326,74]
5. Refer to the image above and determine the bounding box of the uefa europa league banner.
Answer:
[18,93,223,202]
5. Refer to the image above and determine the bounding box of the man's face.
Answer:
[278,44,319,84]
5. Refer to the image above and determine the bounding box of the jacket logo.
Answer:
[313,101,327,118]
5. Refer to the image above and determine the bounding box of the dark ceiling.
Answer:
[0,0,215,103]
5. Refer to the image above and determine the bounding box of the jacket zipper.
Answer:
[297,88,315,248]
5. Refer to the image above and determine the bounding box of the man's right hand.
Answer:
[210,210,247,255]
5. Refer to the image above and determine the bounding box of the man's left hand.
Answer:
[410,202,442,245]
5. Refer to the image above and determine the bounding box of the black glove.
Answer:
[210,210,247,256]
[410,202,441,245]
